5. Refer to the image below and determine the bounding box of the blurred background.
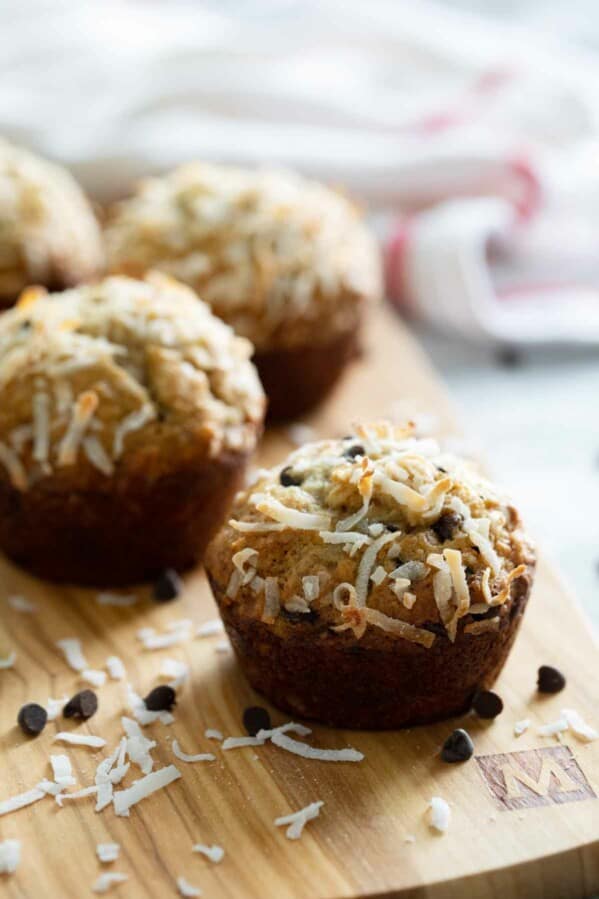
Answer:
[1,0,598,621]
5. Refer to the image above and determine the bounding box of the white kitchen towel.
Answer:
[2,0,599,345]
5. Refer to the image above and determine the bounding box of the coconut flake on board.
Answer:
[0,786,47,817]
[274,801,323,839]
[0,839,20,874]
[53,733,106,749]
[177,876,202,897]
[97,843,120,864]
[7,595,37,613]
[81,668,107,688]
[56,638,89,672]
[92,872,128,893]
[513,719,530,737]
[172,740,215,764]
[0,651,16,669]
[196,619,224,638]
[112,765,181,817]
[106,657,126,680]
[428,797,451,833]
[96,592,137,607]
[192,844,224,863]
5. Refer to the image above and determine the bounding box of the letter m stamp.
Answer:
[476,745,596,811]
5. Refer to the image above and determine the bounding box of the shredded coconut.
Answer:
[537,718,569,738]
[514,719,530,737]
[54,733,106,749]
[57,390,98,466]
[262,577,280,622]
[0,651,16,669]
[0,840,20,874]
[92,872,128,893]
[81,668,107,688]
[561,708,598,742]
[275,801,323,839]
[96,592,137,607]
[192,844,224,863]
[46,695,68,720]
[113,765,181,817]
[428,797,451,833]
[56,637,88,672]
[7,594,36,613]
[172,740,215,764]
[196,619,224,638]
[177,876,202,898]
[106,656,126,680]
[160,658,189,688]
[97,843,120,864]
[0,786,46,816]
[204,729,223,741]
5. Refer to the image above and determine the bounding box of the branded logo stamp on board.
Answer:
[476,745,596,811]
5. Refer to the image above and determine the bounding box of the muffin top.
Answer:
[207,422,534,649]
[0,273,265,491]
[105,163,382,350]
[0,139,104,304]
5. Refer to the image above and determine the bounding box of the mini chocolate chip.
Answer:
[537,665,566,694]
[144,685,176,712]
[343,444,365,460]
[472,690,503,719]
[153,569,182,602]
[243,705,271,736]
[432,511,462,542]
[17,702,47,736]
[63,690,98,720]
[385,523,399,533]
[279,466,303,487]
[436,465,447,473]
[280,607,318,624]
[441,728,474,762]
[422,621,447,638]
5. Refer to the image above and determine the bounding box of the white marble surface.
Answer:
[417,326,599,626]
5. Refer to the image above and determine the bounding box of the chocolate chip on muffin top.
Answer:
[0,273,265,491]
[209,422,534,648]
[106,163,381,351]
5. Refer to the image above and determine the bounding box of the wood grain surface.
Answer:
[0,303,597,899]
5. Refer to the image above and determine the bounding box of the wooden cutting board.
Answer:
[1,303,597,899]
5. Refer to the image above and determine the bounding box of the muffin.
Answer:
[105,163,382,419]
[0,139,103,307]
[0,273,265,585]
[205,422,535,729]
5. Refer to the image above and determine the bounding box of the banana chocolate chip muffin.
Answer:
[205,422,535,729]
[0,139,103,307]
[105,163,382,419]
[0,273,265,585]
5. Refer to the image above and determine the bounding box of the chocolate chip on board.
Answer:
[153,569,183,602]
[472,690,504,719]
[243,705,271,736]
[144,685,177,712]
[17,702,47,736]
[63,690,98,720]
[537,665,566,694]
[441,728,474,763]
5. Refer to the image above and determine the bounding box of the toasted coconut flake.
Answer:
[0,786,47,816]
[0,839,20,874]
[370,565,387,586]
[481,567,493,604]
[113,404,155,459]
[54,733,106,749]
[466,523,501,575]
[56,637,88,672]
[514,719,530,737]
[428,797,451,833]
[113,765,181,817]
[390,574,411,597]
[365,607,435,648]
[83,435,115,476]
[97,843,120,864]
[355,531,397,606]
[177,876,202,898]
[302,575,320,602]
[32,391,51,464]
[490,564,527,606]
[275,801,323,839]
[92,872,128,893]
[319,530,371,551]
[402,592,417,610]
[7,594,36,613]
[431,565,457,642]
[561,708,598,742]
[464,617,500,635]
[0,441,28,490]
[196,619,224,637]
[336,464,373,531]
[443,548,470,617]
[192,844,224,863]
[57,390,98,466]
[226,568,242,599]
[377,474,427,512]
[232,547,259,585]
[0,651,16,669]
[262,577,280,622]
[106,656,126,680]
[172,740,215,764]
[252,493,330,530]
